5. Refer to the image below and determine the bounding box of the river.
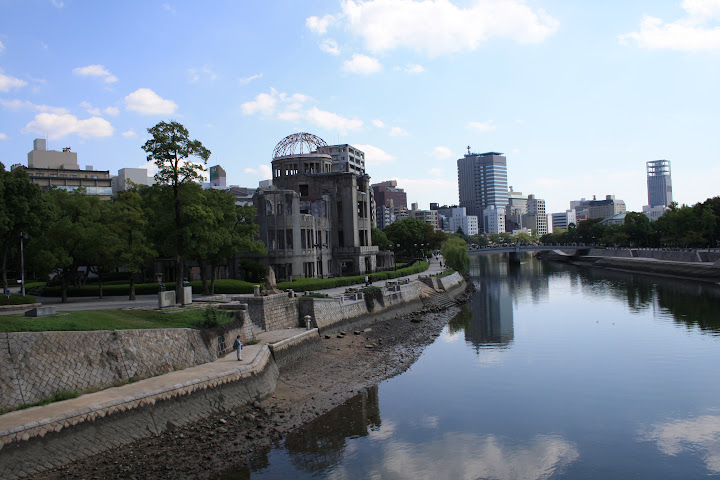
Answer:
[218,254,720,479]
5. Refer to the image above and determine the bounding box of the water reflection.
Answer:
[640,413,720,474]
[328,433,579,480]
[572,266,720,335]
[284,386,381,473]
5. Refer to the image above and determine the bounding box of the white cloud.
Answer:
[0,133,7,140]
[431,146,453,159]
[241,88,362,134]
[162,3,176,15]
[306,106,363,133]
[353,144,396,165]
[343,53,382,74]
[0,98,68,114]
[80,101,119,116]
[468,120,496,131]
[125,88,178,115]
[340,0,559,56]
[50,0,63,7]
[238,73,263,86]
[428,167,444,177]
[400,63,426,74]
[73,64,118,83]
[620,0,720,51]
[22,113,113,140]
[0,72,28,92]
[244,164,273,179]
[122,129,137,138]
[187,64,218,84]
[389,126,409,136]
[241,90,279,115]
[306,14,335,34]
[320,38,341,55]
[372,119,385,128]
[0,41,5,54]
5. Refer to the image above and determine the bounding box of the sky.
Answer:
[1,0,719,215]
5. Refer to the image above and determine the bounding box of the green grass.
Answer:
[0,293,36,305]
[0,307,236,332]
[16,390,81,410]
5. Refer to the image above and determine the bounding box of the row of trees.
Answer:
[0,122,265,302]
[541,198,720,248]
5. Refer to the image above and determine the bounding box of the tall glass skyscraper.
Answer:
[457,151,508,222]
[646,160,672,207]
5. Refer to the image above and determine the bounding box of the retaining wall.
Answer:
[0,347,279,480]
[245,293,299,331]
[0,313,252,412]
[268,329,322,369]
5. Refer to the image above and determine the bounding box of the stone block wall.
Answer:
[0,327,224,412]
[438,272,463,291]
[268,329,322,369]
[245,293,299,331]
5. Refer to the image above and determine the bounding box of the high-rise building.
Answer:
[317,144,366,174]
[647,160,672,207]
[457,151,508,222]
[372,180,408,216]
[526,194,548,237]
[483,206,506,234]
[209,165,227,187]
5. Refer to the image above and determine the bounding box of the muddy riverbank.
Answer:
[33,287,473,480]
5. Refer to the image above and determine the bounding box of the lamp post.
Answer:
[413,243,417,260]
[20,232,28,297]
[315,242,327,278]
[394,244,400,270]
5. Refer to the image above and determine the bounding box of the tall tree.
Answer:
[0,165,49,291]
[142,121,210,303]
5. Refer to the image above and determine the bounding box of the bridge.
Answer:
[468,244,591,264]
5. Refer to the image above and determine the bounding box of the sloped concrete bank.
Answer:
[0,273,466,480]
[538,249,720,283]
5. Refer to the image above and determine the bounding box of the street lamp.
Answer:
[20,232,28,297]
[314,242,327,278]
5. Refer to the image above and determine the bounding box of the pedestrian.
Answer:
[233,335,242,361]
[365,275,369,286]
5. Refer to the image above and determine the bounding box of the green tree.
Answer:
[514,232,533,245]
[623,212,651,247]
[143,121,210,303]
[441,236,470,274]
[371,227,392,251]
[0,165,49,291]
[112,189,157,300]
[384,218,430,258]
[29,189,102,302]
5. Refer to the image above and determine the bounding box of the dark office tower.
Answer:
[647,160,672,207]
[457,151,508,219]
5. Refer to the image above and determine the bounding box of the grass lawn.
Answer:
[0,307,235,332]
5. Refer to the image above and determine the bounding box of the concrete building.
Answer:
[457,150,508,220]
[600,211,627,226]
[588,195,626,220]
[483,206,506,235]
[409,204,439,230]
[447,207,479,236]
[15,139,112,199]
[209,165,227,187]
[647,160,672,207]
[252,133,386,280]
[506,187,528,232]
[372,180,408,213]
[525,194,548,237]
[317,144,366,174]
[551,210,577,231]
[642,204,669,222]
[111,168,153,194]
[376,203,396,230]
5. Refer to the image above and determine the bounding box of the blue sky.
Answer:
[1,0,719,215]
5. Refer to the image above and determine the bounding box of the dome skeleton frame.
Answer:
[272,132,328,159]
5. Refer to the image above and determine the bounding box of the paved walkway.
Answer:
[0,257,446,437]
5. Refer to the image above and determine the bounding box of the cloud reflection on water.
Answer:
[327,433,578,480]
[640,414,720,473]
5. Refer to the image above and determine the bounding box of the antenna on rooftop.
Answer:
[467,145,471,155]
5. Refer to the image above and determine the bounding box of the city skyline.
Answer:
[1,0,718,215]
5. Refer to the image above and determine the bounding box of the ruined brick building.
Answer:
[251,133,392,280]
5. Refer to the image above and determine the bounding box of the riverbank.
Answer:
[538,248,720,283]
[29,283,473,479]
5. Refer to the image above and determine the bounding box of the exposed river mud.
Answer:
[33,288,472,480]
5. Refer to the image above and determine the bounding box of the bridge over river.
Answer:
[469,244,589,255]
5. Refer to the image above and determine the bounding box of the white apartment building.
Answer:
[483,205,506,234]
[525,194,548,236]
[551,209,577,231]
[111,167,153,194]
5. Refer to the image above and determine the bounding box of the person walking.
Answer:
[233,335,243,361]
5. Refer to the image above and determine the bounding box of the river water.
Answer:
[220,254,720,479]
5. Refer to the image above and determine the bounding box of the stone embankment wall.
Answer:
[245,293,299,331]
[588,248,720,263]
[0,347,279,480]
[0,314,252,412]
[268,329,322,369]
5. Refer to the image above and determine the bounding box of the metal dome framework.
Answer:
[272,132,328,159]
